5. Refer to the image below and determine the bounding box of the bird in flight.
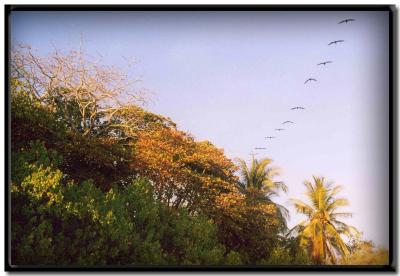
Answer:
[328,40,344,46]
[265,136,276,139]
[291,106,305,110]
[338,18,355,24]
[282,121,294,124]
[275,128,285,131]
[304,78,317,84]
[317,61,333,66]
[255,147,266,150]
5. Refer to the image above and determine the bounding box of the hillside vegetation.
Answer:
[10,46,388,266]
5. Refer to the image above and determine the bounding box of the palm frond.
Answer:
[270,180,288,193]
[291,198,314,217]
[326,198,349,211]
[326,222,349,256]
[330,212,352,219]
[330,185,343,196]
[286,220,308,237]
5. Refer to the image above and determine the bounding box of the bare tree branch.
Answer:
[11,42,149,139]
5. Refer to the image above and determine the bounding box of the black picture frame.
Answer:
[4,4,397,272]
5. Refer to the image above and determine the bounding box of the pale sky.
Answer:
[10,10,390,248]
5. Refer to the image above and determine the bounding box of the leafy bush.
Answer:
[11,141,239,266]
[339,240,389,265]
[259,247,312,265]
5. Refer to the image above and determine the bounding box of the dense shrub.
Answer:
[11,141,240,266]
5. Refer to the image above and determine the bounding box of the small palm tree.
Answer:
[236,157,289,230]
[289,176,360,264]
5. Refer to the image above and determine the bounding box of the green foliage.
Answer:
[224,251,243,265]
[11,79,134,189]
[48,87,101,135]
[258,238,313,265]
[339,240,389,265]
[11,79,68,152]
[11,142,238,266]
[259,247,312,265]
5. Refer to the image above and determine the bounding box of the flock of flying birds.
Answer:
[250,18,356,155]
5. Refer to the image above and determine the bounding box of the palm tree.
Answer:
[289,176,360,264]
[236,157,289,230]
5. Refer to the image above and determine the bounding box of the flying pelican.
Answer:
[317,61,333,66]
[265,136,276,139]
[291,106,305,110]
[304,78,317,84]
[282,121,294,124]
[328,40,344,46]
[338,18,355,24]
[255,147,266,150]
[275,128,285,131]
